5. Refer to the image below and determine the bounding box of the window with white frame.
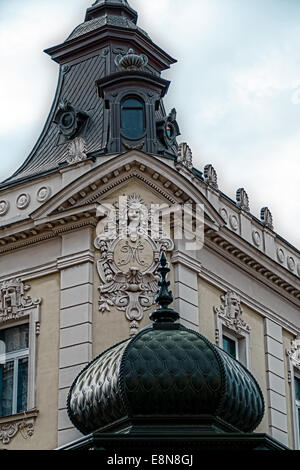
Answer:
[0,279,41,417]
[222,332,238,360]
[0,323,29,417]
[294,375,300,448]
[286,337,300,449]
[214,290,251,368]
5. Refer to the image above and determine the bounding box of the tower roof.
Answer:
[0,0,176,189]
[85,0,138,23]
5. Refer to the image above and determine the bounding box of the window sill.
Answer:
[0,409,39,445]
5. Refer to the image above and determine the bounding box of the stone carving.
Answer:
[276,248,285,264]
[16,194,30,210]
[229,214,239,231]
[0,200,9,216]
[236,188,250,212]
[204,164,218,189]
[252,231,261,247]
[67,137,87,164]
[0,279,41,324]
[37,186,52,203]
[115,48,148,71]
[287,256,296,272]
[0,417,35,445]
[260,207,274,230]
[214,290,251,343]
[94,194,174,336]
[176,143,193,170]
[287,336,300,371]
[220,208,229,224]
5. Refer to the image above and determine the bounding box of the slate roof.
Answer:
[1,54,107,188]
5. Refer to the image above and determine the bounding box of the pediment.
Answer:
[30,151,224,230]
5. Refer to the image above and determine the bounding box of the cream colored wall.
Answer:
[282,329,295,449]
[0,273,60,450]
[92,181,170,357]
[242,304,268,434]
[198,276,269,434]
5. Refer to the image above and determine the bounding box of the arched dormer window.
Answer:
[121,97,145,139]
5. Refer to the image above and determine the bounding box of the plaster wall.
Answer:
[198,276,268,434]
[0,273,60,450]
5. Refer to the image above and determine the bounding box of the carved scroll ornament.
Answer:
[0,417,35,445]
[0,279,41,324]
[94,194,174,336]
[287,337,300,371]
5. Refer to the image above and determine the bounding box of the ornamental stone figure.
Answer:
[176,143,193,170]
[67,137,87,164]
[287,336,300,371]
[261,207,274,230]
[204,164,218,189]
[214,290,251,335]
[236,188,250,212]
[94,194,173,336]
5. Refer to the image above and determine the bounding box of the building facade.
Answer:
[0,0,299,450]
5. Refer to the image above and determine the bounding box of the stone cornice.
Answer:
[57,250,95,270]
[204,227,300,305]
[0,211,97,255]
[171,250,298,335]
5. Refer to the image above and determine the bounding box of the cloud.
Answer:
[0,0,299,248]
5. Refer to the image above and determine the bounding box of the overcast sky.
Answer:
[0,0,299,248]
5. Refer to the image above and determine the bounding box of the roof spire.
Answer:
[150,252,180,324]
[86,0,138,23]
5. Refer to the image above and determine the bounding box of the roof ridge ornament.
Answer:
[260,207,274,230]
[150,252,180,324]
[115,48,148,71]
[236,188,250,212]
[176,143,193,170]
[204,164,218,189]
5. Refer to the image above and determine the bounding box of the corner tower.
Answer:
[2,0,180,188]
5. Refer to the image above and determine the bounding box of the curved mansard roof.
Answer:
[0,0,169,189]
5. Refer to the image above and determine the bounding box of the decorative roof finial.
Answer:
[260,207,274,230]
[150,252,180,323]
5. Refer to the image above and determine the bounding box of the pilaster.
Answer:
[264,318,289,446]
[172,245,200,332]
[57,228,94,447]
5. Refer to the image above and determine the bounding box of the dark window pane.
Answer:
[121,98,145,139]
[295,377,300,402]
[298,407,300,442]
[123,98,143,109]
[17,358,28,413]
[223,335,237,358]
[0,324,29,353]
[0,361,14,417]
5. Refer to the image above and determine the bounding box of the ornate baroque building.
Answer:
[0,0,299,450]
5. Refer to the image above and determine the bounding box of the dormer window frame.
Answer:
[120,95,146,141]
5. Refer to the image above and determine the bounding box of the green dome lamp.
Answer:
[64,253,288,451]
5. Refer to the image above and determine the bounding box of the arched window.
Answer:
[121,97,145,139]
